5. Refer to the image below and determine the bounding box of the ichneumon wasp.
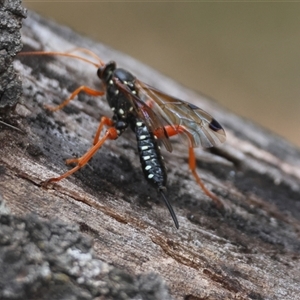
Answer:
[19,48,226,229]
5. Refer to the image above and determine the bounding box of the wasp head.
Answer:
[97,61,116,84]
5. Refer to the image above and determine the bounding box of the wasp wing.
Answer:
[113,78,173,152]
[135,80,226,148]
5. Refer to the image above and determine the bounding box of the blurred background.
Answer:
[24,2,300,148]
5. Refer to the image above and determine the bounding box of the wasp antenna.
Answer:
[66,47,105,66]
[159,189,179,229]
[18,50,104,68]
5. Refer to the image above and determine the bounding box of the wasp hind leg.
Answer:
[158,125,224,208]
[188,147,224,209]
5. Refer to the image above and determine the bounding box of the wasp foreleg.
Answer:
[45,86,104,112]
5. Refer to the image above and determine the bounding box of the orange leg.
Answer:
[188,147,223,208]
[42,127,118,187]
[93,116,115,145]
[45,86,104,112]
[42,86,111,187]
[158,125,224,208]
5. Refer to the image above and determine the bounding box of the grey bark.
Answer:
[0,204,171,300]
[1,10,300,300]
[0,0,26,113]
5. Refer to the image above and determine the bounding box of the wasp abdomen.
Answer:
[134,120,167,189]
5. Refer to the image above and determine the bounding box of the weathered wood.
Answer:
[1,10,300,300]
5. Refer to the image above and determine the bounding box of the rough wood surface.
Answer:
[1,11,300,300]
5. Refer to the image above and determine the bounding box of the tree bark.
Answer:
[0,0,26,113]
[1,10,300,300]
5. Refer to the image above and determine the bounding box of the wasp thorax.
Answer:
[113,68,136,90]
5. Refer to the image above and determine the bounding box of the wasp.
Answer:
[19,48,226,229]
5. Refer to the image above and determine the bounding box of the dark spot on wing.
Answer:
[209,118,223,132]
[187,103,199,110]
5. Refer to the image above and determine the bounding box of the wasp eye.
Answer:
[97,66,104,79]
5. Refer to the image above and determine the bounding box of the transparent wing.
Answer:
[135,80,226,148]
[113,78,173,152]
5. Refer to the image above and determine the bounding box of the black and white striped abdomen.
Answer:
[134,120,167,189]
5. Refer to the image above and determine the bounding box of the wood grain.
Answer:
[1,11,300,300]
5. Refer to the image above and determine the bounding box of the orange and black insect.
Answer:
[19,48,226,229]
